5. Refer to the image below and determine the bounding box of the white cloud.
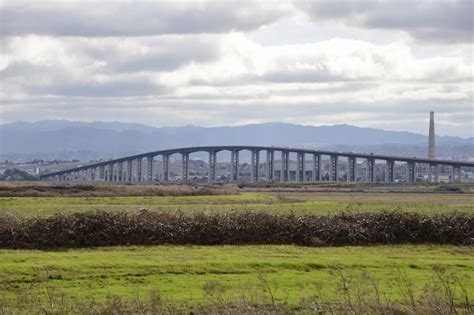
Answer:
[159,35,472,85]
[0,0,472,137]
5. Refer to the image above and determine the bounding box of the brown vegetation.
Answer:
[1,211,471,249]
[0,182,238,197]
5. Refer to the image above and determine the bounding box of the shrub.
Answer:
[0,211,472,249]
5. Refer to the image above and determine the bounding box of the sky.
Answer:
[0,0,473,137]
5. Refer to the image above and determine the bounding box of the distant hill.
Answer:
[0,120,472,161]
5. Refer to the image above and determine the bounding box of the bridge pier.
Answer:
[296,152,305,182]
[231,150,239,181]
[107,164,113,182]
[367,158,375,182]
[427,163,433,182]
[266,150,274,181]
[407,162,416,182]
[147,156,153,182]
[208,151,216,182]
[386,160,394,183]
[125,160,131,182]
[116,162,122,182]
[136,158,142,182]
[433,164,439,183]
[250,150,259,182]
[163,154,169,181]
[312,153,321,181]
[452,166,462,183]
[182,153,189,181]
[281,151,289,181]
[330,155,338,181]
[348,157,356,182]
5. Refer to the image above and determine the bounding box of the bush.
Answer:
[1,211,472,249]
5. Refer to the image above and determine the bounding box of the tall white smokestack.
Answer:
[428,111,435,159]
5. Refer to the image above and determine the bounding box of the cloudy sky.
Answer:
[0,0,473,136]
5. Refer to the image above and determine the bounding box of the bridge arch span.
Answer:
[40,145,474,184]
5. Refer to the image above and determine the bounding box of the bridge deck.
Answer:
[40,145,474,180]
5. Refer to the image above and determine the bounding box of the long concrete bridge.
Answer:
[40,145,474,183]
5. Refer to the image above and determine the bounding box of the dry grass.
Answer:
[0,182,238,197]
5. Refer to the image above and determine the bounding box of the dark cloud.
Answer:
[299,0,473,43]
[1,1,290,37]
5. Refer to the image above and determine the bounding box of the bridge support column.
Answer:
[231,150,239,181]
[182,153,189,182]
[366,158,375,182]
[147,156,153,182]
[428,163,433,183]
[433,164,439,183]
[386,160,394,183]
[266,150,274,181]
[108,164,114,182]
[296,152,305,182]
[126,160,132,182]
[136,158,142,182]
[312,153,321,181]
[348,157,356,182]
[407,162,415,182]
[281,151,289,181]
[250,150,259,182]
[330,155,338,181]
[163,154,169,181]
[208,151,216,182]
[97,166,102,182]
[117,162,122,182]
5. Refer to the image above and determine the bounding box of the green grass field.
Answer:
[1,245,473,308]
[1,191,473,217]
[1,185,473,311]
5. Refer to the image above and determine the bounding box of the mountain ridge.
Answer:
[1,120,472,161]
